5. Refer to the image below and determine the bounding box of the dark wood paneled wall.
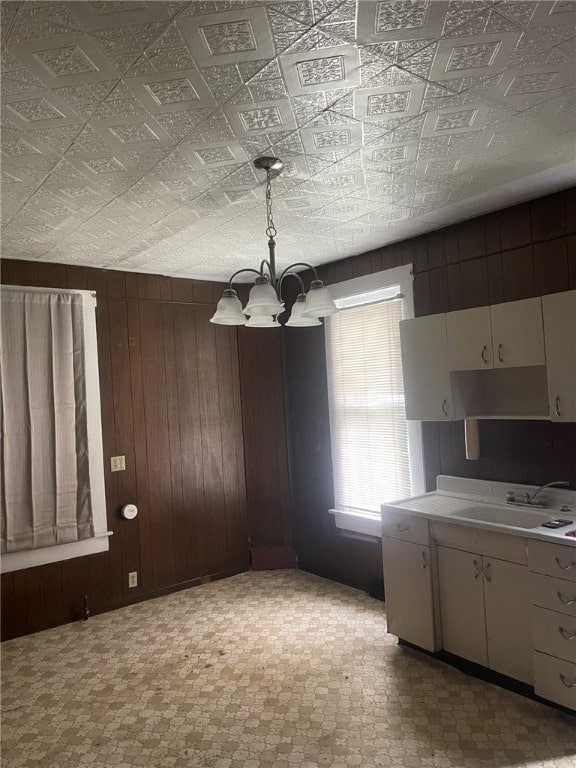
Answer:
[284,187,576,593]
[0,262,270,639]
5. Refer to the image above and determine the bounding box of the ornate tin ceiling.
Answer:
[1,1,575,281]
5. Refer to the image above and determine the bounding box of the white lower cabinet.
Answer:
[529,539,576,710]
[382,508,576,710]
[437,546,532,684]
[382,537,437,652]
[381,509,439,652]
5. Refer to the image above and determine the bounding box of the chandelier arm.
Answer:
[277,270,305,300]
[278,262,320,286]
[227,268,263,289]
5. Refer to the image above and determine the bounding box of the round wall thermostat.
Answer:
[120,504,138,520]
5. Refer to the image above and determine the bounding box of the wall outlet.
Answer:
[128,571,138,588]
[111,455,126,472]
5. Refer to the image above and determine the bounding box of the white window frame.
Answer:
[1,286,110,573]
[326,265,425,536]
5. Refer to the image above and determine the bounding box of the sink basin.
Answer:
[449,505,552,529]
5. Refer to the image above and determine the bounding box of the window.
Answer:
[1,286,109,573]
[325,266,424,535]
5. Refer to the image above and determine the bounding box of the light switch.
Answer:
[111,455,126,472]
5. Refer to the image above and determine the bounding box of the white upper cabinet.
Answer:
[542,290,576,422]
[490,297,545,368]
[400,314,452,421]
[447,307,493,371]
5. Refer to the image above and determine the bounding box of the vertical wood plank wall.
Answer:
[2,186,575,636]
[283,187,576,593]
[0,265,258,640]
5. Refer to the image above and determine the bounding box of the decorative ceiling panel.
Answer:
[1,0,575,280]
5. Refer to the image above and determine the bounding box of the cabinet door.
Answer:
[382,537,437,651]
[400,314,452,420]
[437,546,487,666]
[446,307,493,370]
[484,558,532,684]
[542,290,576,422]
[490,297,545,368]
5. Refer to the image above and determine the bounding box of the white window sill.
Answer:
[329,508,382,537]
[1,532,112,573]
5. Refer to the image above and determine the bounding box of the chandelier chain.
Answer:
[265,169,277,239]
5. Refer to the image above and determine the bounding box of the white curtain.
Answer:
[1,289,94,553]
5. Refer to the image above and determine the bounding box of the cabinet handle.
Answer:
[560,674,576,688]
[497,343,504,363]
[555,396,561,418]
[555,557,576,571]
[559,627,576,641]
[481,345,488,364]
[421,550,427,570]
[483,563,491,583]
[441,398,448,417]
[473,559,481,579]
[396,523,410,533]
[557,592,576,606]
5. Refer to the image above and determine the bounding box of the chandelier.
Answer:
[210,157,338,328]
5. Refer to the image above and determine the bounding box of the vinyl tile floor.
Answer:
[1,569,575,768]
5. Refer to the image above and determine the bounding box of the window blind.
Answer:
[325,297,412,513]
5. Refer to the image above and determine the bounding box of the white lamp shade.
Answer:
[245,314,280,328]
[244,281,284,316]
[286,296,322,327]
[210,291,246,325]
[301,284,338,318]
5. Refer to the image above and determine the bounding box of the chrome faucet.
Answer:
[506,481,570,509]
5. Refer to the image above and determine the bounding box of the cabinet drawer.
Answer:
[531,572,576,617]
[528,540,576,581]
[532,606,576,662]
[381,509,429,545]
[533,651,576,711]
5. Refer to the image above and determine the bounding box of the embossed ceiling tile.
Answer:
[155,108,214,141]
[183,114,237,144]
[0,47,23,73]
[66,2,172,31]
[249,78,289,101]
[267,130,306,156]
[280,45,360,96]
[357,1,448,45]
[200,63,244,87]
[428,31,522,82]
[181,139,249,169]
[123,68,216,114]
[93,115,174,154]
[1,67,47,96]
[177,7,275,68]
[300,122,363,154]
[354,83,426,123]
[9,35,120,88]
[362,138,419,168]
[291,92,328,122]
[9,3,83,43]
[237,58,280,82]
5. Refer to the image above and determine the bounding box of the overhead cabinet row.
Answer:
[400,291,576,422]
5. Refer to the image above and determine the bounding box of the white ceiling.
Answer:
[2,0,576,282]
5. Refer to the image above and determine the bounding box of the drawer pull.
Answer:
[558,592,576,606]
[559,627,576,641]
[396,523,410,533]
[481,345,488,364]
[555,395,561,418]
[441,398,448,417]
[421,551,427,570]
[560,674,576,688]
[497,343,504,363]
[473,559,481,579]
[555,557,576,571]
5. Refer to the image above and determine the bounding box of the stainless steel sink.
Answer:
[449,505,553,529]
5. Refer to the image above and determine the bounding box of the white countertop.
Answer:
[381,476,576,545]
